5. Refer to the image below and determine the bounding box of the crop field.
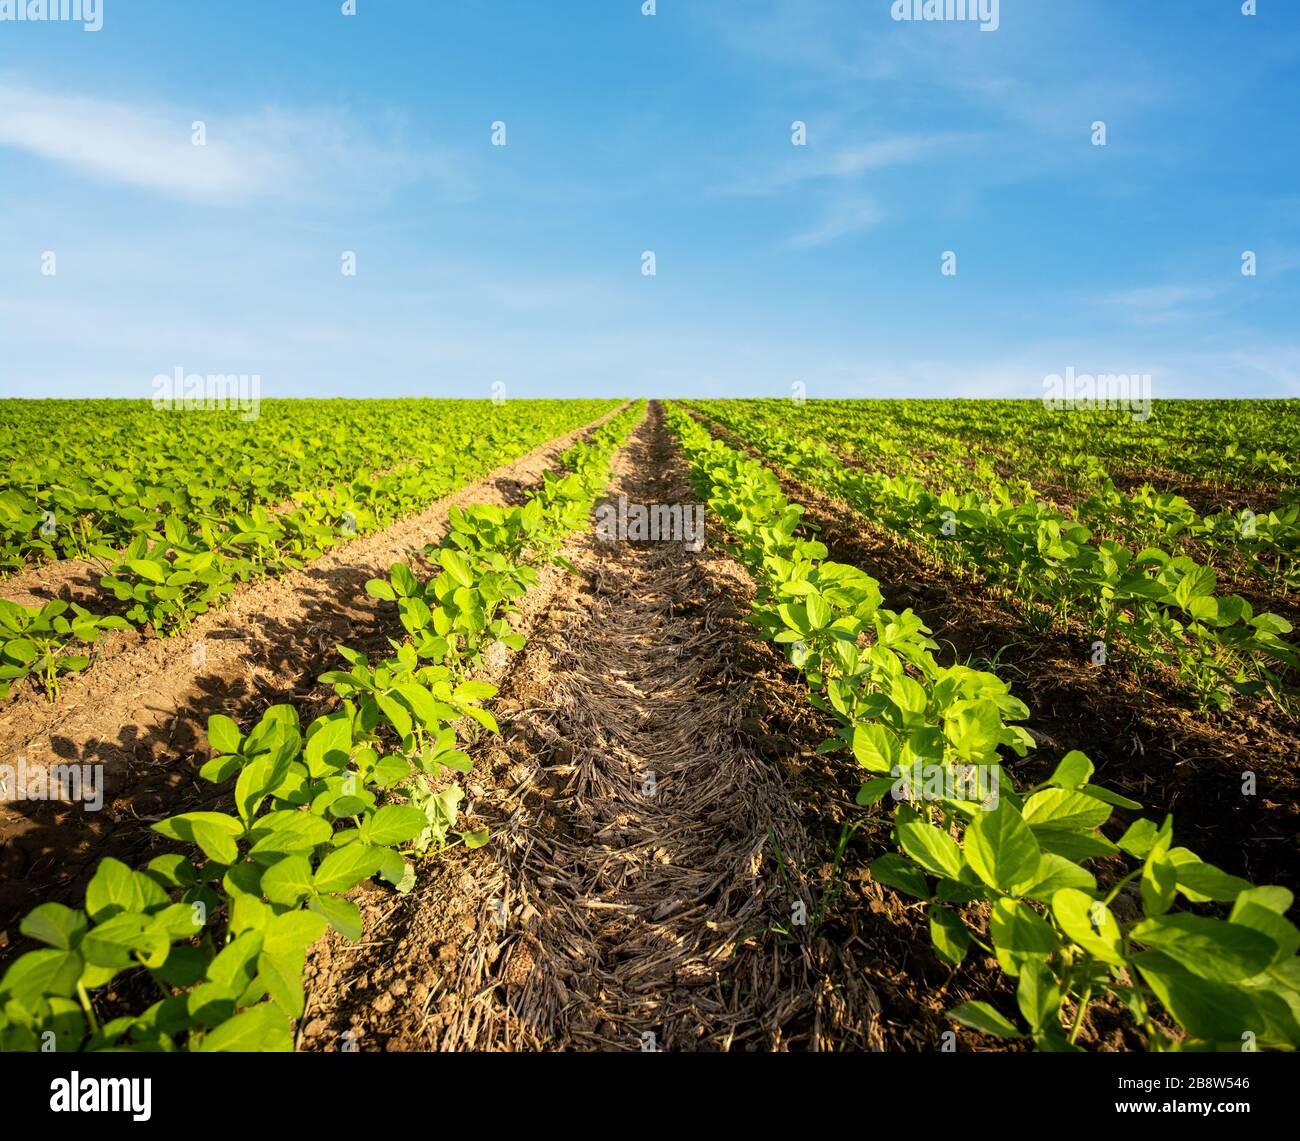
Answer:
[0,397,1296,1056]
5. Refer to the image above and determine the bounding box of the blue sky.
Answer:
[1,0,1297,401]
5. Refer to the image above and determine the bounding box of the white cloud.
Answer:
[821,134,974,178]
[723,131,978,201]
[1097,283,1221,325]
[0,79,469,205]
[785,198,883,248]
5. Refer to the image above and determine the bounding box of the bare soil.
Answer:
[299,404,1051,1053]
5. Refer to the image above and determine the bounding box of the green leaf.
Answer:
[308,894,362,942]
[196,1002,293,1052]
[1174,565,1216,609]
[943,699,1003,761]
[1141,830,1178,918]
[362,804,428,846]
[153,812,243,858]
[1230,888,1299,965]
[461,703,499,733]
[896,818,965,880]
[4,638,38,664]
[258,950,307,1019]
[777,602,811,636]
[207,714,242,756]
[199,752,244,784]
[1051,888,1125,966]
[1043,750,1093,789]
[81,913,153,969]
[851,722,897,774]
[1080,783,1142,810]
[206,931,263,991]
[805,592,831,630]
[223,862,265,904]
[1170,857,1252,903]
[247,810,332,857]
[376,847,410,888]
[1031,826,1119,863]
[187,981,237,1027]
[313,844,386,894]
[454,680,497,701]
[234,757,277,825]
[78,961,120,991]
[1130,915,1277,983]
[869,853,931,899]
[85,858,164,922]
[390,563,420,599]
[0,948,84,1006]
[948,1001,1023,1039]
[965,798,1041,893]
[929,908,972,966]
[304,718,352,776]
[1017,960,1062,1034]
[855,777,894,806]
[1020,854,1097,902]
[395,682,442,728]
[989,898,1058,965]
[151,902,206,939]
[365,579,397,601]
[155,945,207,988]
[1116,818,1159,859]
[1022,789,1111,832]
[230,894,270,940]
[126,558,166,583]
[893,676,928,719]
[1134,952,1259,1043]
[439,548,473,588]
[192,819,241,865]
[261,855,314,907]
[20,902,87,951]
[262,911,328,957]
[375,693,412,740]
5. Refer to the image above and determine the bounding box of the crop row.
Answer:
[665,401,1300,1050]
[706,399,1300,596]
[0,401,620,701]
[0,399,618,573]
[0,402,646,1052]
[772,398,1299,489]
[690,402,1296,712]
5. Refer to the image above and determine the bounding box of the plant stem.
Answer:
[1069,986,1092,1045]
[77,982,100,1035]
